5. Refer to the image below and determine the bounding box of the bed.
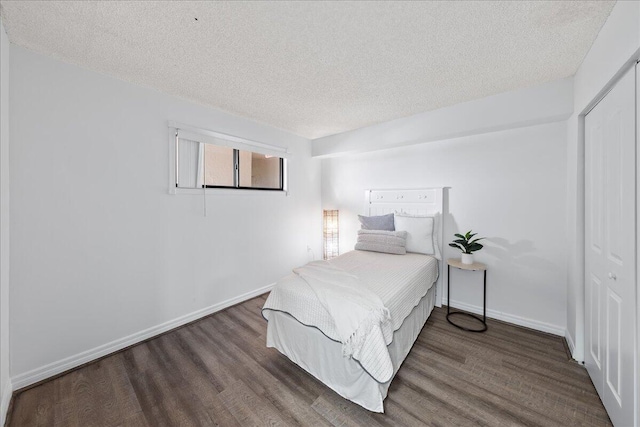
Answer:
[262,188,445,412]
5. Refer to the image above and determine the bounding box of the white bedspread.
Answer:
[262,250,438,383]
[293,261,390,360]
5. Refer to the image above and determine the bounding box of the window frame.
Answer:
[170,122,289,195]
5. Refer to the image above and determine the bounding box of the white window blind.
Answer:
[176,137,202,189]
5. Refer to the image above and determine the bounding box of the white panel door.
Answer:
[585,66,636,427]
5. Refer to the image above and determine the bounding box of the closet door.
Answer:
[585,66,636,427]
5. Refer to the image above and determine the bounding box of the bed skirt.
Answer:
[265,283,436,412]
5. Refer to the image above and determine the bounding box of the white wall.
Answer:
[313,77,573,157]
[565,1,640,361]
[321,121,568,334]
[0,19,11,426]
[9,46,321,387]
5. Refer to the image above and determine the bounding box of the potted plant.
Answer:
[449,231,484,265]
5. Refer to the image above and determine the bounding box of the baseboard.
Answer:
[564,331,585,363]
[11,283,274,390]
[1,379,12,426]
[565,330,576,356]
[448,299,565,336]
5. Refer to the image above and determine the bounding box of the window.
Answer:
[203,144,235,187]
[203,147,284,190]
[174,125,288,192]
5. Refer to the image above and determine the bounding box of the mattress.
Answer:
[266,284,436,412]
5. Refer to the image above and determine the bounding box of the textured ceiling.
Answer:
[0,1,615,139]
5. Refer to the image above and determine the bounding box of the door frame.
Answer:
[635,62,639,427]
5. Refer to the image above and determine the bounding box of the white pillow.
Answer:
[394,212,442,260]
[394,214,435,255]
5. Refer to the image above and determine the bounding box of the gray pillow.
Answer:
[355,230,407,255]
[357,213,395,231]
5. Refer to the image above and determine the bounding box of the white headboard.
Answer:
[365,188,445,307]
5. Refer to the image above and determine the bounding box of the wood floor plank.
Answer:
[257,350,326,404]
[52,369,83,427]
[311,394,388,427]
[380,397,430,427]
[199,391,242,427]
[203,314,273,363]
[175,327,238,393]
[192,322,269,396]
[225,305,265,337]
[252,360,333,427]
[7,297,611,427]
[403,347,603,427]
[152,334,224,408]
[11,380,56,427]
[78,359,134,426]
[142,339,216,426]
[219,380,288,427]
[117,411,150,427]
[392,374,499,426]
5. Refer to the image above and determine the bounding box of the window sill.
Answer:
[169,187,288,196]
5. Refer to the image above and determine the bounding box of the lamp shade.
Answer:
[323,210,339,260]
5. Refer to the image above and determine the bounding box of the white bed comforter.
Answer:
[262,250,438,383]
[292,261,390,361]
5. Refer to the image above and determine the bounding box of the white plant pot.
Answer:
[461,253,474,265]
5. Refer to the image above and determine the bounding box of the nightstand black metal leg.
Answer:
[483,270,487,324]
[447,264,450,316]
[446,263,487,333]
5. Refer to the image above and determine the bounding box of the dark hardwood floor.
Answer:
[7,294,611,426]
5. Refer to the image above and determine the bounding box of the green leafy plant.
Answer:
[449,231,484,254]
